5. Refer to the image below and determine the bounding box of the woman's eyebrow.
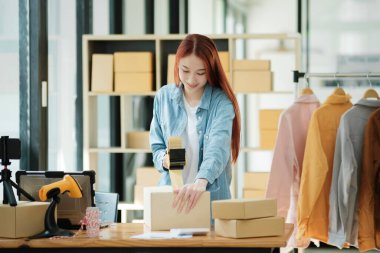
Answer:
[181,64,205,71]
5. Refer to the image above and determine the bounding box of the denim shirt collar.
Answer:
[170,83,213,110]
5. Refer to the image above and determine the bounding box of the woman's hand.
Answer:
[172,178,208,213]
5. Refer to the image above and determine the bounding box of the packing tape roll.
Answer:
[168,136,184,188]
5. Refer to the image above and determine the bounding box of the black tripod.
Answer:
[0,136,35,206]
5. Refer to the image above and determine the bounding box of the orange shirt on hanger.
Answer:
[297,93,352,243]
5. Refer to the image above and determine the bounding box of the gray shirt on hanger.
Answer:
[328,98,380,249]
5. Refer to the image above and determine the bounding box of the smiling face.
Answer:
[178,53,208,100]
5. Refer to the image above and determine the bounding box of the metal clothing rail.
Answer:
[293,70,380,83]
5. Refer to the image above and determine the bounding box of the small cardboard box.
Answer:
[260,129,278,149]
[136,167,161,186]
[232,60,271,71]
[212,199,276,220]
[167,54,176,84]
[243,189,267,199]
[0,201,50,238]
[144,186,211,230]
[114,72,153,93]
[126,131,150,149]
[259,110,283,129]
[114,52,153,72]
[215,216,285,238]
[91,54,114,92]
[233,71,272,92]
[218,51,230,71]
[244,172,270,190]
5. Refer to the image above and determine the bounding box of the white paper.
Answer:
[130,232,192,239]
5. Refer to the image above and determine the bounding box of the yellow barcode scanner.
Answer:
[168,137,186,189]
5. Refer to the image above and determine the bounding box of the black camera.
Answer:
[0,136,21,166]
[0,137,21,159]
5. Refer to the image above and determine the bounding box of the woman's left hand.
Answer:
[172,178,208,214]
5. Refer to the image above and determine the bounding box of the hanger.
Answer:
[301,73,314,95]
[363,73,379,99]
[333,73,346,95]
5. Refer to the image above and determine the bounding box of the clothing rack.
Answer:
[293,70,380,83]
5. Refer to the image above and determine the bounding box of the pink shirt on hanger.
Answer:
[266,94,320,248]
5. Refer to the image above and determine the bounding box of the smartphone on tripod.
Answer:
[0,137,21,164]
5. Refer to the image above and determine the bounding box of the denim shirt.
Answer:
[149,83,234,202]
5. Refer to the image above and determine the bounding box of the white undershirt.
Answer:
[181,95,200,184]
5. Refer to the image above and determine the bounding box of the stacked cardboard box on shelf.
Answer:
[243,172,269,198]
[114,52,154,93]
[259,109,283,149]
[232,59,272,92]
[212,199,284,238]
[91,54,114,92]
[126,131,150,149]
[166,51,230,85]
[134,167,161,206]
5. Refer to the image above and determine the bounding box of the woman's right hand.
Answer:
[163,153,170,169]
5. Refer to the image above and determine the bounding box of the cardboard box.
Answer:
[115,72,153,93]
[212,199,276,220]
[167,54,176,84]
[114,52,153,72]
[0,201,50,238]
[91,54,114,92]
[260,129,278,149]
[218,51,230,71]
[126,131,150,149]
[259,110,283,129]
[136,167,161,186]
[244,172,270,190]
[215,216,285,238]
[233,71,272,92]
[144,186,211,230]
[134,185,144,206]
[232,60,271,71]
[224,71,231,83]
[243,189,267,199]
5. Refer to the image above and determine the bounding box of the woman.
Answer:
[150,34,241,214]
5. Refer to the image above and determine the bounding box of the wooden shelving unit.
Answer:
[82,33,301,198]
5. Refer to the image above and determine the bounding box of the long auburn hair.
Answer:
[174,34,241,163]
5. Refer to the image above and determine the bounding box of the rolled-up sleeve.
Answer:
[196,99,235,184]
